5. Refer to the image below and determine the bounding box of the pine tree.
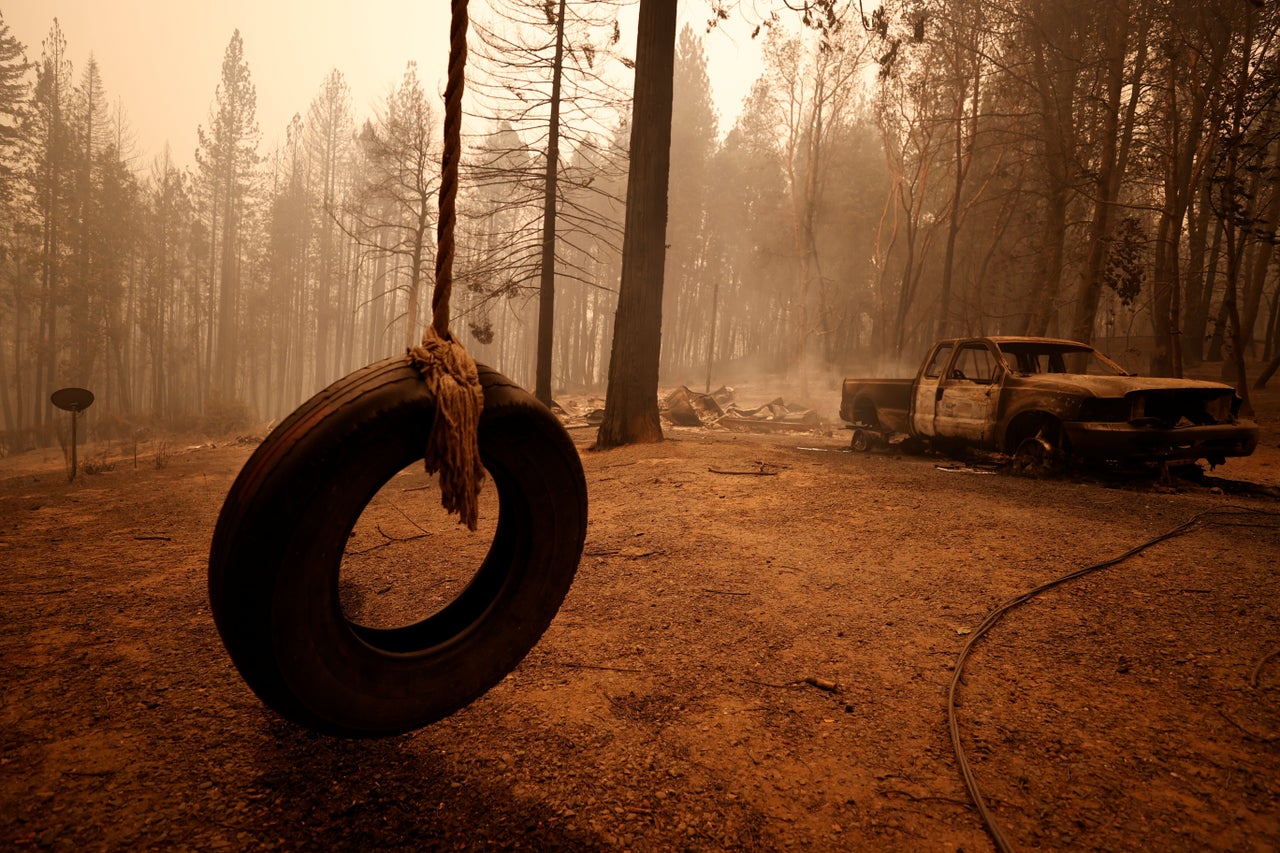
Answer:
[196,29,259,401]
[0,11,30,434]
[68,56,110,386]
[0,11,30,204]
[350,63,438,349]
[30,20,74,434]
[305,69,352,387]
[661,23,718,380]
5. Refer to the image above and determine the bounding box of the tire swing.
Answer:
[207,0,587,738]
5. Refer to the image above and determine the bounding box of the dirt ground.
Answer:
[3,374,1280,851]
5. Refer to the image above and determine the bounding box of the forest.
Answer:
[1,0,1278,450]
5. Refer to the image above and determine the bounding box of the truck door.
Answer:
[933,342,1003,446]
[910,343,953,437]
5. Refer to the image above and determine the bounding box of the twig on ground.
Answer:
[702,587,751,596]
[709,462,781,476]
[345,527,430,555]
[391,503,431,533]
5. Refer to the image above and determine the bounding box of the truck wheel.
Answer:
[1012,435,1061,478]
[851,428,873,452]
[207,357,587,737]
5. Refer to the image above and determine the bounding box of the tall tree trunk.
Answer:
[596,0,677,449]
[936,19,984,342]
[1024,186,1067,336]
[216,175,238,398]
[1181,182,1213,364]
[1071,16,1144,345]
[1021,30,1075,339]
[0,301,13,435]
[74,74,95,386]
[1216,5,1257,414]
[1265,282,1280,362]
[535,0,567,406]
[1240,141,1280,355]
[704,272,719,394]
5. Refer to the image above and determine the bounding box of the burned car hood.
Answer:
[1010,374,1238,399]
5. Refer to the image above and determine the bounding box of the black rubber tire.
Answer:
[208,358,587,737]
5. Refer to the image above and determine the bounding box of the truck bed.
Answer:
[840,378,914,435]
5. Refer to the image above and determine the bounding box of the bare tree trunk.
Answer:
[1265,281,1280,362]
[1182,182,1213,364]
[704,272,719,394]
[1071,17,1145,345]
[1024,187,1067,336]
[596,0,677,449]
[216,180,239,398]
[1022,28,1075,339]
[1257,351,1280,389]
[1240,140,1280,355]
[1216,5,1258,414]
[535,0,568,405]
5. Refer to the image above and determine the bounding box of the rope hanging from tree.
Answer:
[406,0,485,530]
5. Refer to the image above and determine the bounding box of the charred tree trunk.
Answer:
[595,0,677,449]
[1071,21,1144,345]
[535,0,567,406]
[1240,140,1280,355]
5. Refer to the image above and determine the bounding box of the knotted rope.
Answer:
[407,0,484,530]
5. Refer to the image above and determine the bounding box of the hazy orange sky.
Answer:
[4,1,763,169]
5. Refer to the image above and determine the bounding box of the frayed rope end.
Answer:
[406,328,485,530]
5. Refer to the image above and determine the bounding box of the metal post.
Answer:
[70,410,78,482]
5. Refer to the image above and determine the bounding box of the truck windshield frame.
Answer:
[995,342,1130,377]
[923,343,954,379]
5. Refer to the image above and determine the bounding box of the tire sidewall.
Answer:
[209,360,586,735]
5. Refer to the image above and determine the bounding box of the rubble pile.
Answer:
[549,386,826,434]
[661,386,824,433]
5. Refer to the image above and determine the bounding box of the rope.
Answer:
[433,0,468,336]
[406,0,484,530]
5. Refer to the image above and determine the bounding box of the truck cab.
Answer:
[911,339,1006,447]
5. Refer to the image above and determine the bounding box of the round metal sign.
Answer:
[51,387,95,412]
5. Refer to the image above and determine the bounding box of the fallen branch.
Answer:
[702,587,751,596]
[391,503,431,534]
[709,462,782,476]
[345,528,431,556]
[133,535,171,541]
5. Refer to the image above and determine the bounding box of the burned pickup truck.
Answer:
[840,336,1258,473]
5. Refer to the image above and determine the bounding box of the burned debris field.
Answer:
[3,381,1279,852]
